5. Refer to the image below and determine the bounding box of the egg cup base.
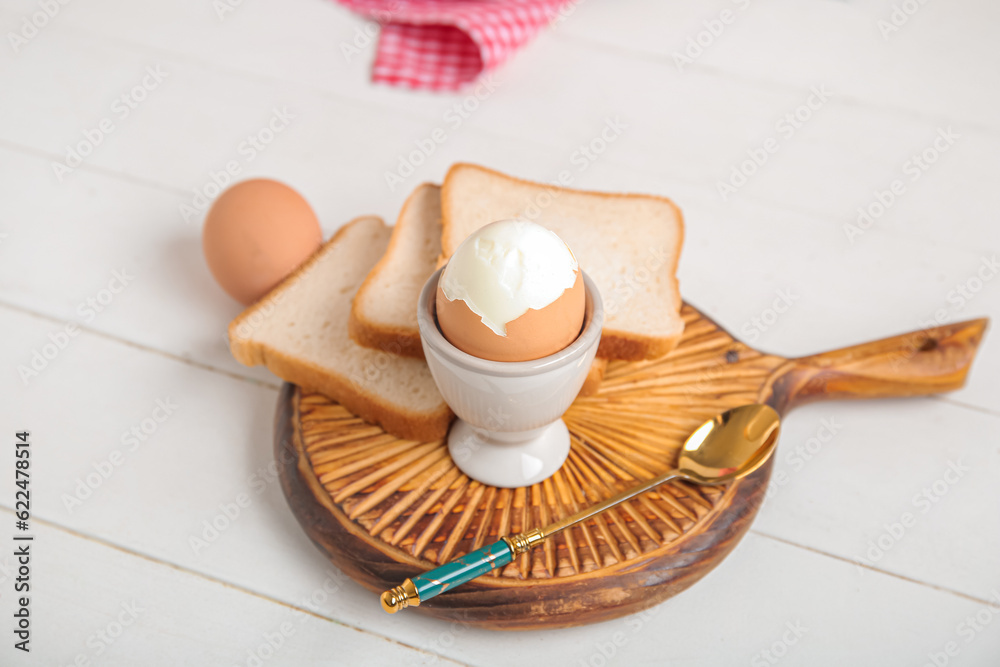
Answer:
[447,418,571,489]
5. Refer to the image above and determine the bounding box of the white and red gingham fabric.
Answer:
[335,0,575,91]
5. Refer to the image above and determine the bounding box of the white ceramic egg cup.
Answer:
[417,268,604,488]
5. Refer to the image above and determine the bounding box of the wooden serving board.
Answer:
[275,304,986,630]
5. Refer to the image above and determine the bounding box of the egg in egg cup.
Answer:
[417,266,603,488]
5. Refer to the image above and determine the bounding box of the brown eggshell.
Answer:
[202,179,323,305]
[436,271,585,362]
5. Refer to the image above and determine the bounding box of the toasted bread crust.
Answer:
[441,163,685,361]
[347,316,424,359]
[229,217,453,441]
[349,183,439,360]
[596,329,683,362]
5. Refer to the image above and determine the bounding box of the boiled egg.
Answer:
[436,219,585,362]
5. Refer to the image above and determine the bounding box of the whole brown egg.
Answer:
[202,179,322,305]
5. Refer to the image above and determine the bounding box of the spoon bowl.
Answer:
[677,404,781,485]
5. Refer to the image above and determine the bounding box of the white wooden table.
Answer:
[2,0,998,664]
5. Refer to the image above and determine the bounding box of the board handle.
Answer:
[761,317,988,413]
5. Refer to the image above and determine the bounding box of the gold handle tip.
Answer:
[503,528,546,556]
[380,578,419,614]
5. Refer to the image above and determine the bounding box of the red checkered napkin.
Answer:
[336,0,574,91]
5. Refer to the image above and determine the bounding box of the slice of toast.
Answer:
[229,216,452,441]
[440,163,685,361]
[349,183,441,359]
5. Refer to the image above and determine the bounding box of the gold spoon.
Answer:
[381,403,781,613]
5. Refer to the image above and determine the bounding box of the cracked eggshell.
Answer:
[436,270,585,362]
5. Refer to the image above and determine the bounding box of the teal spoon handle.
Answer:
[381,539,514,612]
